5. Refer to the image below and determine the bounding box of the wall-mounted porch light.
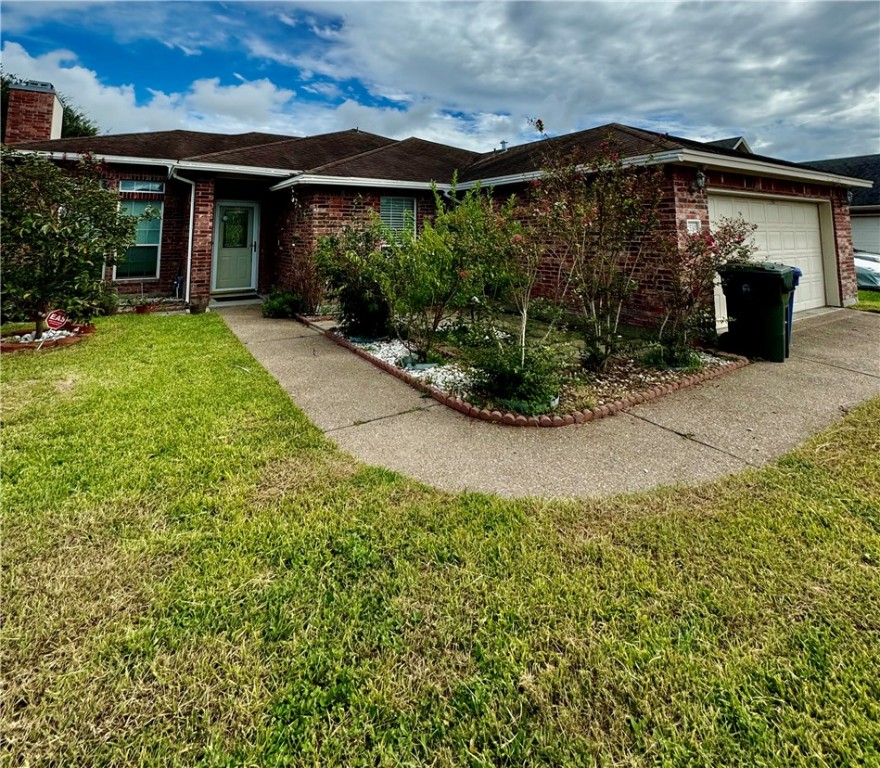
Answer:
[691,168,707,194]
[846,189,854,205]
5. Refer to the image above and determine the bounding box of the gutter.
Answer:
[169,168,197,306]
[270,173,452,193]
[14,150,293,178]
[454,149,874,191]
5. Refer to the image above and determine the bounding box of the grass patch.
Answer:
[3,313,879,766]
[853,289,880,313]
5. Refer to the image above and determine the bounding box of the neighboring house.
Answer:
[706,136,754,154]
[802,155,880,254]
[4,80,872,323]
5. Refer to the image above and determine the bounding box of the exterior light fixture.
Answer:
[695,169,706,191]
[846,189,854,205]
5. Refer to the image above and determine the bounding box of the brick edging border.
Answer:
[295,314,750,427]
[0,323,97,354]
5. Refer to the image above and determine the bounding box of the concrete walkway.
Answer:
[221,307,880,498]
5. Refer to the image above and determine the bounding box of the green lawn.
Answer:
[2,314,879,767]
[854,289,880,313]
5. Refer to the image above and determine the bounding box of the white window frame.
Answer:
[380,196,417,235]
[114,200,164,281]
[119,180,165,194]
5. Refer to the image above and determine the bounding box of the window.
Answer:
[380,196,416,234]
[119,180,165,193]
[116,200,163,280]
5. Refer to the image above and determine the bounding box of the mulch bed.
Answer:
[295,313,750,428]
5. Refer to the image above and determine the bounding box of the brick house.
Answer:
[5,80,872,321]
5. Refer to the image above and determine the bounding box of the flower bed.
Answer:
[298,316,749,428]
[0,323,96,353]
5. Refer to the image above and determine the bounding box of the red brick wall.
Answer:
[97,168,190,297]
[4,88,60,143]
[268,187,435,306]
[500,164,856,325]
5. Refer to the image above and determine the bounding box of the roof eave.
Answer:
[13,149,294,178]
[270,174,452,192]
[456,149,874,189]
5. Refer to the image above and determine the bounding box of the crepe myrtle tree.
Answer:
[527,124,666,371]
[654,216,758,365]
[1,149,147,338]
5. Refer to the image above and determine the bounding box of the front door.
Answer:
[213,202,259,292]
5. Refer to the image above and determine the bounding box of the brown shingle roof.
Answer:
[188,129,396,170]
[458,123,683,182]
[458,123,836,183]
[308,137,480,182]
[11,130,296,160]
[801,155,879,206]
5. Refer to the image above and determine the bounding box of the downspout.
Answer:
[170,167,196,305]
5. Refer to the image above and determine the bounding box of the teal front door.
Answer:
[213,202,258,292]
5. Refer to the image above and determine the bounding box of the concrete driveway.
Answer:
[222,307,880,498]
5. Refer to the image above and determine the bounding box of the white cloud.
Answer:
[1,42,299,135]
[2,2,878,159]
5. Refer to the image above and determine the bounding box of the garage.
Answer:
[709,195,827,317]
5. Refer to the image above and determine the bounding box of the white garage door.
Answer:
[852,216,880,254]
[709,195,826,319]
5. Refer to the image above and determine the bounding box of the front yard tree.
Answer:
[528,131,666,371]
[1,150,139,338]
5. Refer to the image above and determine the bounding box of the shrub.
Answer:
[261,290,305,318]
[315,223,391,337]
[377,183,522,361]
[654,216,758,365]
[467,341,563,415]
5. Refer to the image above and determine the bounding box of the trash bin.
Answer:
[718,262,796,363]
[785,266,803,358]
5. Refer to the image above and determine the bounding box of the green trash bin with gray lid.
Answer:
[718,262,796,363]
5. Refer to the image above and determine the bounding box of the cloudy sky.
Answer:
[2,1,878,160]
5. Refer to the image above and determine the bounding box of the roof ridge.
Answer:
[305,138,407,174]
[187,135,306,161]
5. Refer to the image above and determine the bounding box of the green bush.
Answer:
[467,342,563,415]
[315,225,391,338]
[643,343,702,371]
[261,290,305,319]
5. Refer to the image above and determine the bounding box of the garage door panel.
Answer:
[709,195,826,320]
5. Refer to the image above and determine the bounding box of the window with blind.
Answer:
[116,200,163,279]
[380,196,416,235]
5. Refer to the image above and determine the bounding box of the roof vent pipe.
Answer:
[500,140,508,152]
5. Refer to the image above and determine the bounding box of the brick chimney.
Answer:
[4,81,64,143]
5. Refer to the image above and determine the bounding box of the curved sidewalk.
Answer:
[221,307,880,498]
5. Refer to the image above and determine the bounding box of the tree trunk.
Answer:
[32,312,44,340]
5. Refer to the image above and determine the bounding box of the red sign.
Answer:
[46,310,68,330]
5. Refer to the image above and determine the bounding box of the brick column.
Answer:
[832,190,858,306]
[189,178,215,300]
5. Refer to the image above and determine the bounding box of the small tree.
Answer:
[1,150,140,337]
[315,219,392,337]
[527,131,666,371]
[377,182,520,361]
[655,216,758,364]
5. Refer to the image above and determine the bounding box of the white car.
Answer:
[855,250,880,290]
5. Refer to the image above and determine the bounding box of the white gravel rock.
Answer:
[7,328,77,343]
[349,337,473,396]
